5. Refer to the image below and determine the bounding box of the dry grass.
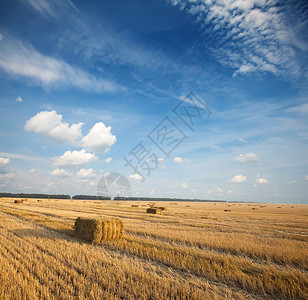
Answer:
[0,198,307,299]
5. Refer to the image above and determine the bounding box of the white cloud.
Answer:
[81,122,116,154]
[0,172,15,180]
[228,174,247,183]
[253,184,258,188]
[0,152,45,162]
[29,169,35,173]
[105,157,112,163]
[24,111,117,154]
[77,168,95,179]
[234,153,260,163]
[238,137,247,143]
[287,103,308,114]
[0,157,10,166]
[25,110,84,145]
[158,158,164,163]
[227,190,234,195]
[305,175,308,181]
[168,0,306,78]
[233,64,255,77]
[129,173,143,181]
[51,168,73,177]
[52,149,97,167]
[16,96,23,102]
[207,187,223,194]
[0,158,10,174]
[181,182,188,189]
[255,175,269,184]
[0,35,119,93]
[174,157,184,163]
[24,0,75,18]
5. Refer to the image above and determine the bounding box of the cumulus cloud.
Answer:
[16,96,23,102]
[234,153,260,163]
[77,168,95,179]
[129,173,143,181]
[174,157,183,164]
[24,110,117,154]
[304,175,308,181]
[158,158,164,163]
[207,187,223,195]
[181,182,188,189]
[51,168,73,177]
[25,110,84,145]
[52,149,97,167]
[0,34,119,93]
[0,157,10,174]
[0,157,10,166]
[105,157,112,163]
[228,174,247,183]
[81,122,116,154]
[255,175,269,184]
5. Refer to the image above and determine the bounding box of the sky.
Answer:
[0,0,307,203]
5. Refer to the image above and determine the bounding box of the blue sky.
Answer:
[0,0,307,203]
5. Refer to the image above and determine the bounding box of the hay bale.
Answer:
[224,209,231,212]
[14,200,23,204]
[146,208,162,214]
[158,206,167,211]
[186,205,190,207]
[75,217,124,243]
[131,204,139,207]
[37,200,42,202]
[252,208,257,210]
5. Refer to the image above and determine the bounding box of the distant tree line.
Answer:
[72,195,111,200]
[0,192,71,199]
[113,196,226,202]
[0,192,226,202]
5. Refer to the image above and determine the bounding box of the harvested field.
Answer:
[0,198,307,299]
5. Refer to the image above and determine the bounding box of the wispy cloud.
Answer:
[24,0,79,19]
[0,34,120,93]
[0,152,45,162]
[286,103,308,114]
[167,0,308,79]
